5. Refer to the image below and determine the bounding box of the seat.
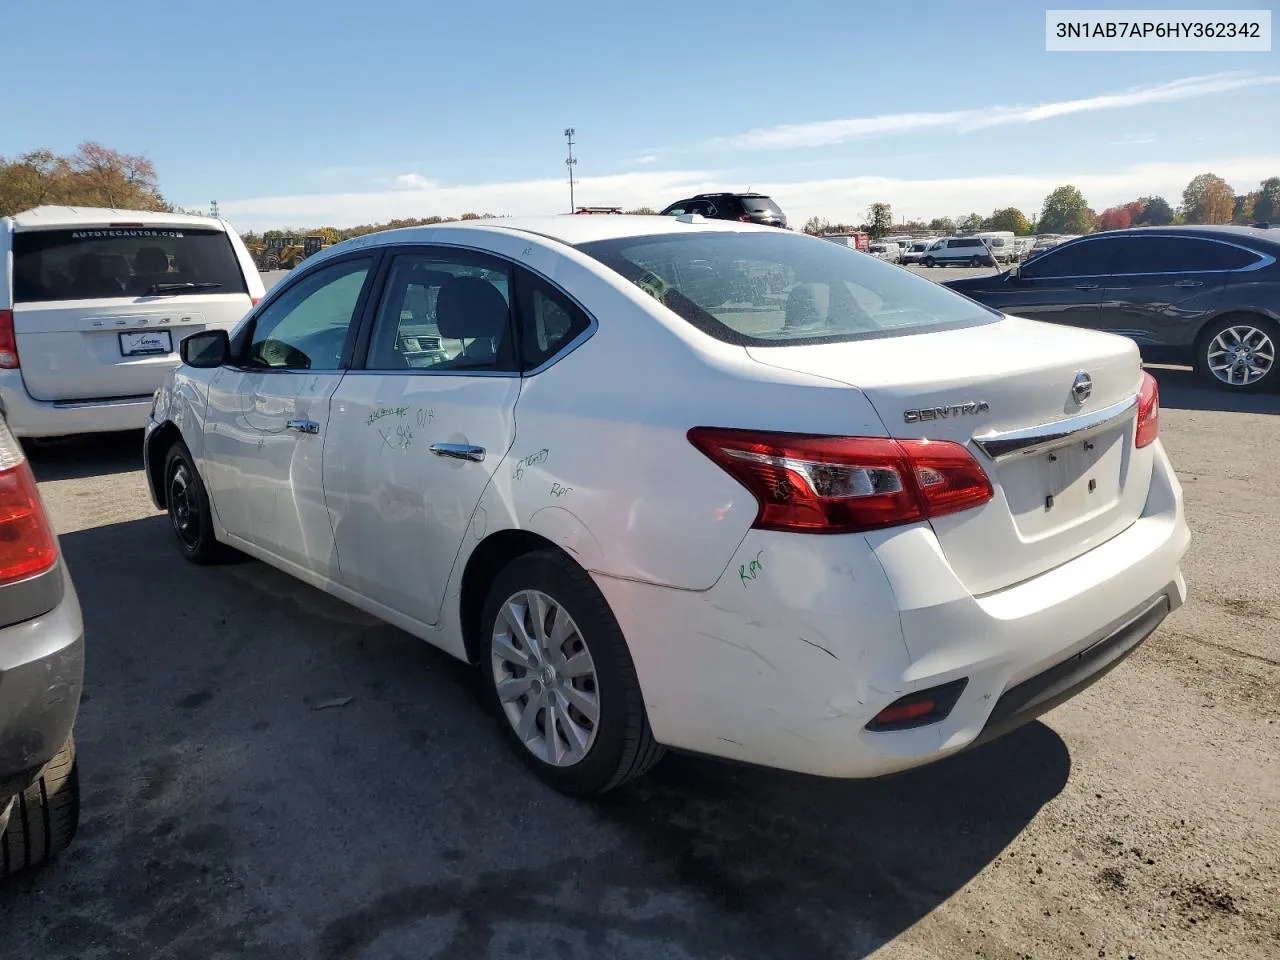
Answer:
[127,246,172,295]
[784,282,829,329]
[432,276,512,370]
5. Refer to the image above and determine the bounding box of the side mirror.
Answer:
[180,329,230,368]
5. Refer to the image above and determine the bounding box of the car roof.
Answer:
[332,214,770,251]
[1072,224,1280,251]
[5,205,229,231]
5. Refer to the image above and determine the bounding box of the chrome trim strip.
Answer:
[972,394,1138,463]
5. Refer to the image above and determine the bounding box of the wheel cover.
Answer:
[490,590,600,767]
[168,462,200,548]
[1207,324,1275,387]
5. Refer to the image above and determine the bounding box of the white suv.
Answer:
[1,206,264,438]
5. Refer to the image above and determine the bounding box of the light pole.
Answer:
[209,201,220,219]
[564,128,577,213]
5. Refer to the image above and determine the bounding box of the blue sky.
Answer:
[3,1,1277,229]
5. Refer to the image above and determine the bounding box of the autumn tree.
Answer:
[1096,205,1133,231]
[1132,195,1173,226]
[984,207,1030,234]
[957,212,984,232]
[1233,192,1258,224]
[1181,173,1235,224]
[1253,177,1280,222]
[0,142,169,217]
[866,202,893,238]
[1038,185,1095,234]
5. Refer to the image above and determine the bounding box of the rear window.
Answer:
[577,231,998,346]
[12,227,248,303]
[740,197,783,215]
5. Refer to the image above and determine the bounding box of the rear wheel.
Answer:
[165,441,222,563]
[1,737,79,878]
[1195,315,1279,392]
[480,550,664,796]
[968,256,981,267]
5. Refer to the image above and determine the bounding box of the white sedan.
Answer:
[144,214,1190,796]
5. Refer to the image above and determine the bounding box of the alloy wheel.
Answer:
[490,590,600,767]
[1207,324,1275,387]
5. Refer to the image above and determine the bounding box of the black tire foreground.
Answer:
[165,440,224,564]
[1,737,80,878]
[480,549,665,797]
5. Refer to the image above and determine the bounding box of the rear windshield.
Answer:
[741,197,783,215]
[12,227,248,303]
[577,231,998,346]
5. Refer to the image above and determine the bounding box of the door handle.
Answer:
[1173,279,1203,288]
[1073,283,1099,291]
[286,419,320,435]
[430,442,485,462]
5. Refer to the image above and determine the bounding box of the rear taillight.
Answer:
[251,297,262,306]
[688,428,993,534]
[737,215,751,222]
[0,418,57,585]
[0,309,18,369]
[1135,372,1159,448]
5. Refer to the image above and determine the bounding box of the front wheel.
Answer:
[480,550,664,796]
[164,441,223,563]
[1195,315,1279,392]
[922,256,935,268]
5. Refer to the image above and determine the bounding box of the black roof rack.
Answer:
[691,191,768,199]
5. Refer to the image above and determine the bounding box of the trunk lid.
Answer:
[747,316,1154,594]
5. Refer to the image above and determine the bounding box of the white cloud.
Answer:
[718,73,1280,151]
[1108,136,1156,146]
[632,155,658,165]
[393,173,437,190]
[211,156,1280,232]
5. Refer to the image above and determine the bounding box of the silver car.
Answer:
[0,412,83,876]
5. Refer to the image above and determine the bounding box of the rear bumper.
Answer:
[0,565,85,801]
[595,440,1189,779]
[0,370,153,438]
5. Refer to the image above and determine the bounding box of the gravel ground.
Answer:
[0,352,1275,955]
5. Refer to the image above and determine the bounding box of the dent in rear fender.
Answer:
[594,529,914,769]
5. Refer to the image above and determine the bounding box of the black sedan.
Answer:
[945,226,1280,391]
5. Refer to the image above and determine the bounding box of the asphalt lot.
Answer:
[1,274,1276,959]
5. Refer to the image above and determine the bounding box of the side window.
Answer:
[1118,237,1260,274]
[365,251,516,373]
[515,273,592,371]
[245,258,372,370]
[1023,239,1122,278]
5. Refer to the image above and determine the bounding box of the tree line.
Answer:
[4,145,1277,248]
[803,174,1280,240]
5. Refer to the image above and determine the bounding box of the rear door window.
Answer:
[12,227,248,303]
[1115,236,1260,274]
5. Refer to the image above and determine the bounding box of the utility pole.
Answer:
[564,128,577,213]
[209,200,220,218]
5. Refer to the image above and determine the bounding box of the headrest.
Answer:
[435,276,509,340]
[135,246,169,274]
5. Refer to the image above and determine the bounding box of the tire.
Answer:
[969,256,981,267]
[164,441,223,563]
[922,256,935,268]
[1193,314,1280,392]
[479,549,664,796]
[1,736,79,878]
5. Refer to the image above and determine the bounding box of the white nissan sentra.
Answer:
[143,215,1190,796]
